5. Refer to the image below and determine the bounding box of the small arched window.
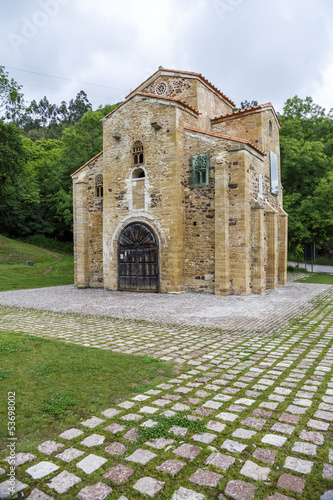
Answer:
[95,174,103,198]
[133,141,144,165]
[269,120,273,137]
[132,167,145,179]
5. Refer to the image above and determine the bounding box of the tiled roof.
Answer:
[101,91,200,121]
[71,150,103,177]
[212,102,280,125]
[136,92,200,115]
[125,67,235,107]
[184,126,267,156]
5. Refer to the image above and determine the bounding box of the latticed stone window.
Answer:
[133,141,144,165]
[189,153,211,187]
[95,174,103,198]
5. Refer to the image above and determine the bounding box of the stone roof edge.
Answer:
[125,67,235,108]
[101,91,200,122]
[212,102,281,127]
[70,150,103,178]
[184,126,267,156]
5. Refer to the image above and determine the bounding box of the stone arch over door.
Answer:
[118,222,159,292]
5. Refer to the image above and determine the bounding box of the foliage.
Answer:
[0,66,24,120]
[280,96,333,251]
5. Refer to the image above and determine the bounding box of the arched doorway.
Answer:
[118,222,159,292]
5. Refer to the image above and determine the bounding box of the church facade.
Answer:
[71,67,287,295]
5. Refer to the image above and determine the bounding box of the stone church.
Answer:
[71,67,287,295]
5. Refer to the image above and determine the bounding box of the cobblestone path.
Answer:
[1,285,333,499]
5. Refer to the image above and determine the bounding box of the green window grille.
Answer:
[189,153,210,187]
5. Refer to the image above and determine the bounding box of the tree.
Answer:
[280,96,333,251]
[0,66,24,120]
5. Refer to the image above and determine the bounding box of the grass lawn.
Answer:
[0,235,73,291]
[297,273,333,284]
[0,330,175,453]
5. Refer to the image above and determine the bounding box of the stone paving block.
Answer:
[152,398,171,407]
[58,428,83,440]
[206,420,226,432]
[271,423,295,435]
[216,411,238,422]
[261,434,287,447]
[285,405,308,415]
[77,482,112,500]
[103,464,134,484]
[173,444,202,460]
[321,491,333,500]
[26,461,59,479]
[241,417,266,430]
[171,487,205,500]
[323,464,333,479]
[0,469,4,476]
[240,460,270,481]
[76,454,108,474]
[193,407,213,416]
[26,488,54,499]
[221,439,247,453]
[252,408,272,418]
[284,456,313,474]
[260,402,279,410]
[38,440,65,455]
[329,449,333,462]
[156,459,185,476]
[235,398,256,406]
[101,408,121,418]
[133,394,151,401]
[118,401,135,409]
[213,394,232,402]
[125,448,157,464]
[229,404,247,412]
[192,432,216,444]
[224,479,257,500]
[55,447,85,462]
[232,428,256,439]
[293,398,312,407]
[123,428,138,441]
[46,470,81,494]
[103,423,125,434]
[307,419,330,430]
[105,442,127,455]
[204,452,235,470]
[81,417,105,428]
[277,473,305,494]
[189,468,222,486]
[133,476,165,497]
[5,452,36,467]
[202,400,222,409]
[121,413,143,421]
[292,441,317,456]
[279,413,300,424]
[170,425,188,436]
[252,448,277,464]
[266,494,295,500]
[299,429,324,444]
[139,405,159,414]
[0,479,28,498]
[146,438,174,449]
[80,434,105,447]
[314,410,333,421]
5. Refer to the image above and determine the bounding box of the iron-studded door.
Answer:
[118,223,159,292]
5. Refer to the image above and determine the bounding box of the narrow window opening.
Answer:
[132,168,145,179]
[269,120,273,137]
[133,140,144,165]
[95,174,103,198]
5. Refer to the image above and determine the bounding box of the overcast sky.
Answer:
[1,0,333,113]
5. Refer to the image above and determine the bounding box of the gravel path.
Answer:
[0,282,329,333]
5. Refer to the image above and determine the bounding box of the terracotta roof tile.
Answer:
[71,150,103,177]
[184,126,266,156]
[125,67,235,107]
[136,92,200,114]
[212,102,280,125]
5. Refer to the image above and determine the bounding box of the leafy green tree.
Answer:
[0,66,24,120]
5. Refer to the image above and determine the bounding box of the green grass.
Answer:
[0,234,73,291]
[0,330,174,452]
[297,272,333,284]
